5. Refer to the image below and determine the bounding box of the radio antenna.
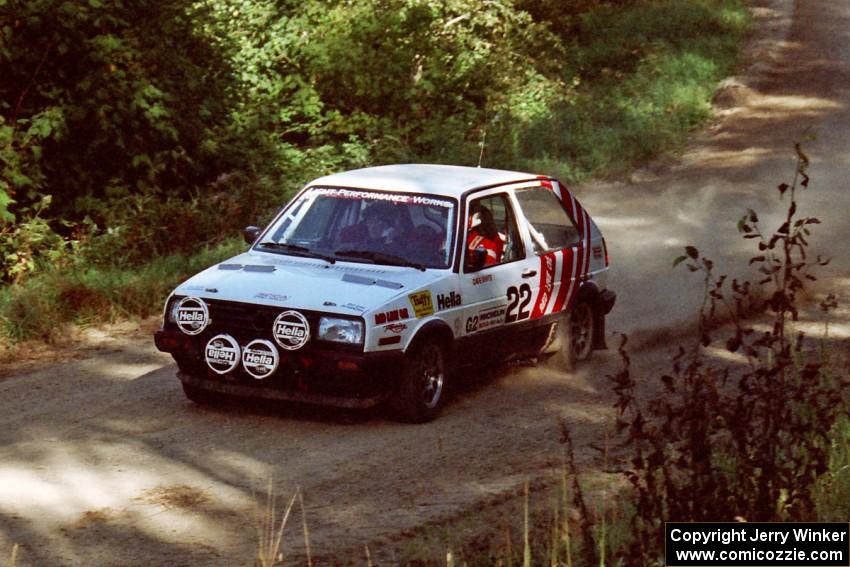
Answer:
[477,109,488,168]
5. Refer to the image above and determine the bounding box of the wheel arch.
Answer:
[405,319,455,362]
[574,281,607,350]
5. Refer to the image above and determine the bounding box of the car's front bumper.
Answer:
[155,328,405,408]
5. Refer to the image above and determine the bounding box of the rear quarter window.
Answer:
[514,187,581,254]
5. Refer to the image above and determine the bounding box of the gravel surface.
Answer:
[5,1,850,565]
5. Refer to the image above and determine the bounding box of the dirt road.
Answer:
[2,0,850,564]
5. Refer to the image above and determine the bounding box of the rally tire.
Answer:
[389,337,448,423]
[182,381,213,405]
[539,317,575,372]
[568,300,595,362]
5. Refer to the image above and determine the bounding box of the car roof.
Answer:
[306,164,544,198]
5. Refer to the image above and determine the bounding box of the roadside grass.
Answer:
[363,345,848,567]
[0,238,245,345]
[354,471,626,567]
[815,414,850,522]
[7,544,17,567]
[517,0,749,181]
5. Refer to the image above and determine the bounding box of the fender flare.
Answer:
[574,281,608,350]
[405,319,455,361]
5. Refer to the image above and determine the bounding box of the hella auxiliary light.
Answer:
[318,317,363,345]
[170,296,210,335]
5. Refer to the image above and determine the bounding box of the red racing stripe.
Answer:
[551,248,573,314]
[569,240,585,309]
[531,252,556,318]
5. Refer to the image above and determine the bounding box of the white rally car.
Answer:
[154,164,615,422]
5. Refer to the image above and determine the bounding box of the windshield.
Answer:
[256,187,456,269]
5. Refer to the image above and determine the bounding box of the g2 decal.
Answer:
[505,284,532,323]
[466,304,508,334]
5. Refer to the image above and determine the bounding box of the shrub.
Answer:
[600,147,850,564]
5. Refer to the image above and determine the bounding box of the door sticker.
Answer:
[436,292,462,310]
[505,284,532,323]
[408,291,434,318]
[466,304,508,334]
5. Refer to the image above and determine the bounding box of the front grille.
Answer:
[205,299,319,343]
[206,300,282,340]
[167,297,362,353]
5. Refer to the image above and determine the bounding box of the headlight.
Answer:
[167,297,182,324]
[318,317,363,344]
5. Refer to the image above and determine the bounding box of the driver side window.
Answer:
[464,193,524,272]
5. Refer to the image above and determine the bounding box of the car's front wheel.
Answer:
[390,337,447,423]
[182,381,213,405]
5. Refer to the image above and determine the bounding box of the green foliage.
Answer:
[815,415,850,521]
[0,0,235,216]
[0,238,244,343]
[517,0,749,179]
[0,0,750,321]
[0,194,71,282]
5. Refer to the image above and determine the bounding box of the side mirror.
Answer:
[243,225,261,244]
[465,246,487,272]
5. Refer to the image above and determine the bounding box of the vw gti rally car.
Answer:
[154,164,615,422]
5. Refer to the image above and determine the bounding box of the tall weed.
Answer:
[596,147,850,564]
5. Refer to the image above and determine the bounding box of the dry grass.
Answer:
[255,480,315,567]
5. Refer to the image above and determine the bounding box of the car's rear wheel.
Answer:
[539,317,574,371]
[390,337,447,423]
[540,300,595,371]
[568,300,595,362]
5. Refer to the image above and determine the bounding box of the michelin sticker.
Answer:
[466,305,507,334]
[205,334,240,374]
[242,339,279,379]
[479,305,507,331]
[273,310,310,350]
[176,296,210,335]
[408,291,434,318]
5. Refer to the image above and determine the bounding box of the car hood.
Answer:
[171,251,446,315]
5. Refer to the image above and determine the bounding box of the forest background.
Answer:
[0,0,748,343]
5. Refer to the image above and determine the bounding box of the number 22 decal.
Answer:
[505,283,532,323]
